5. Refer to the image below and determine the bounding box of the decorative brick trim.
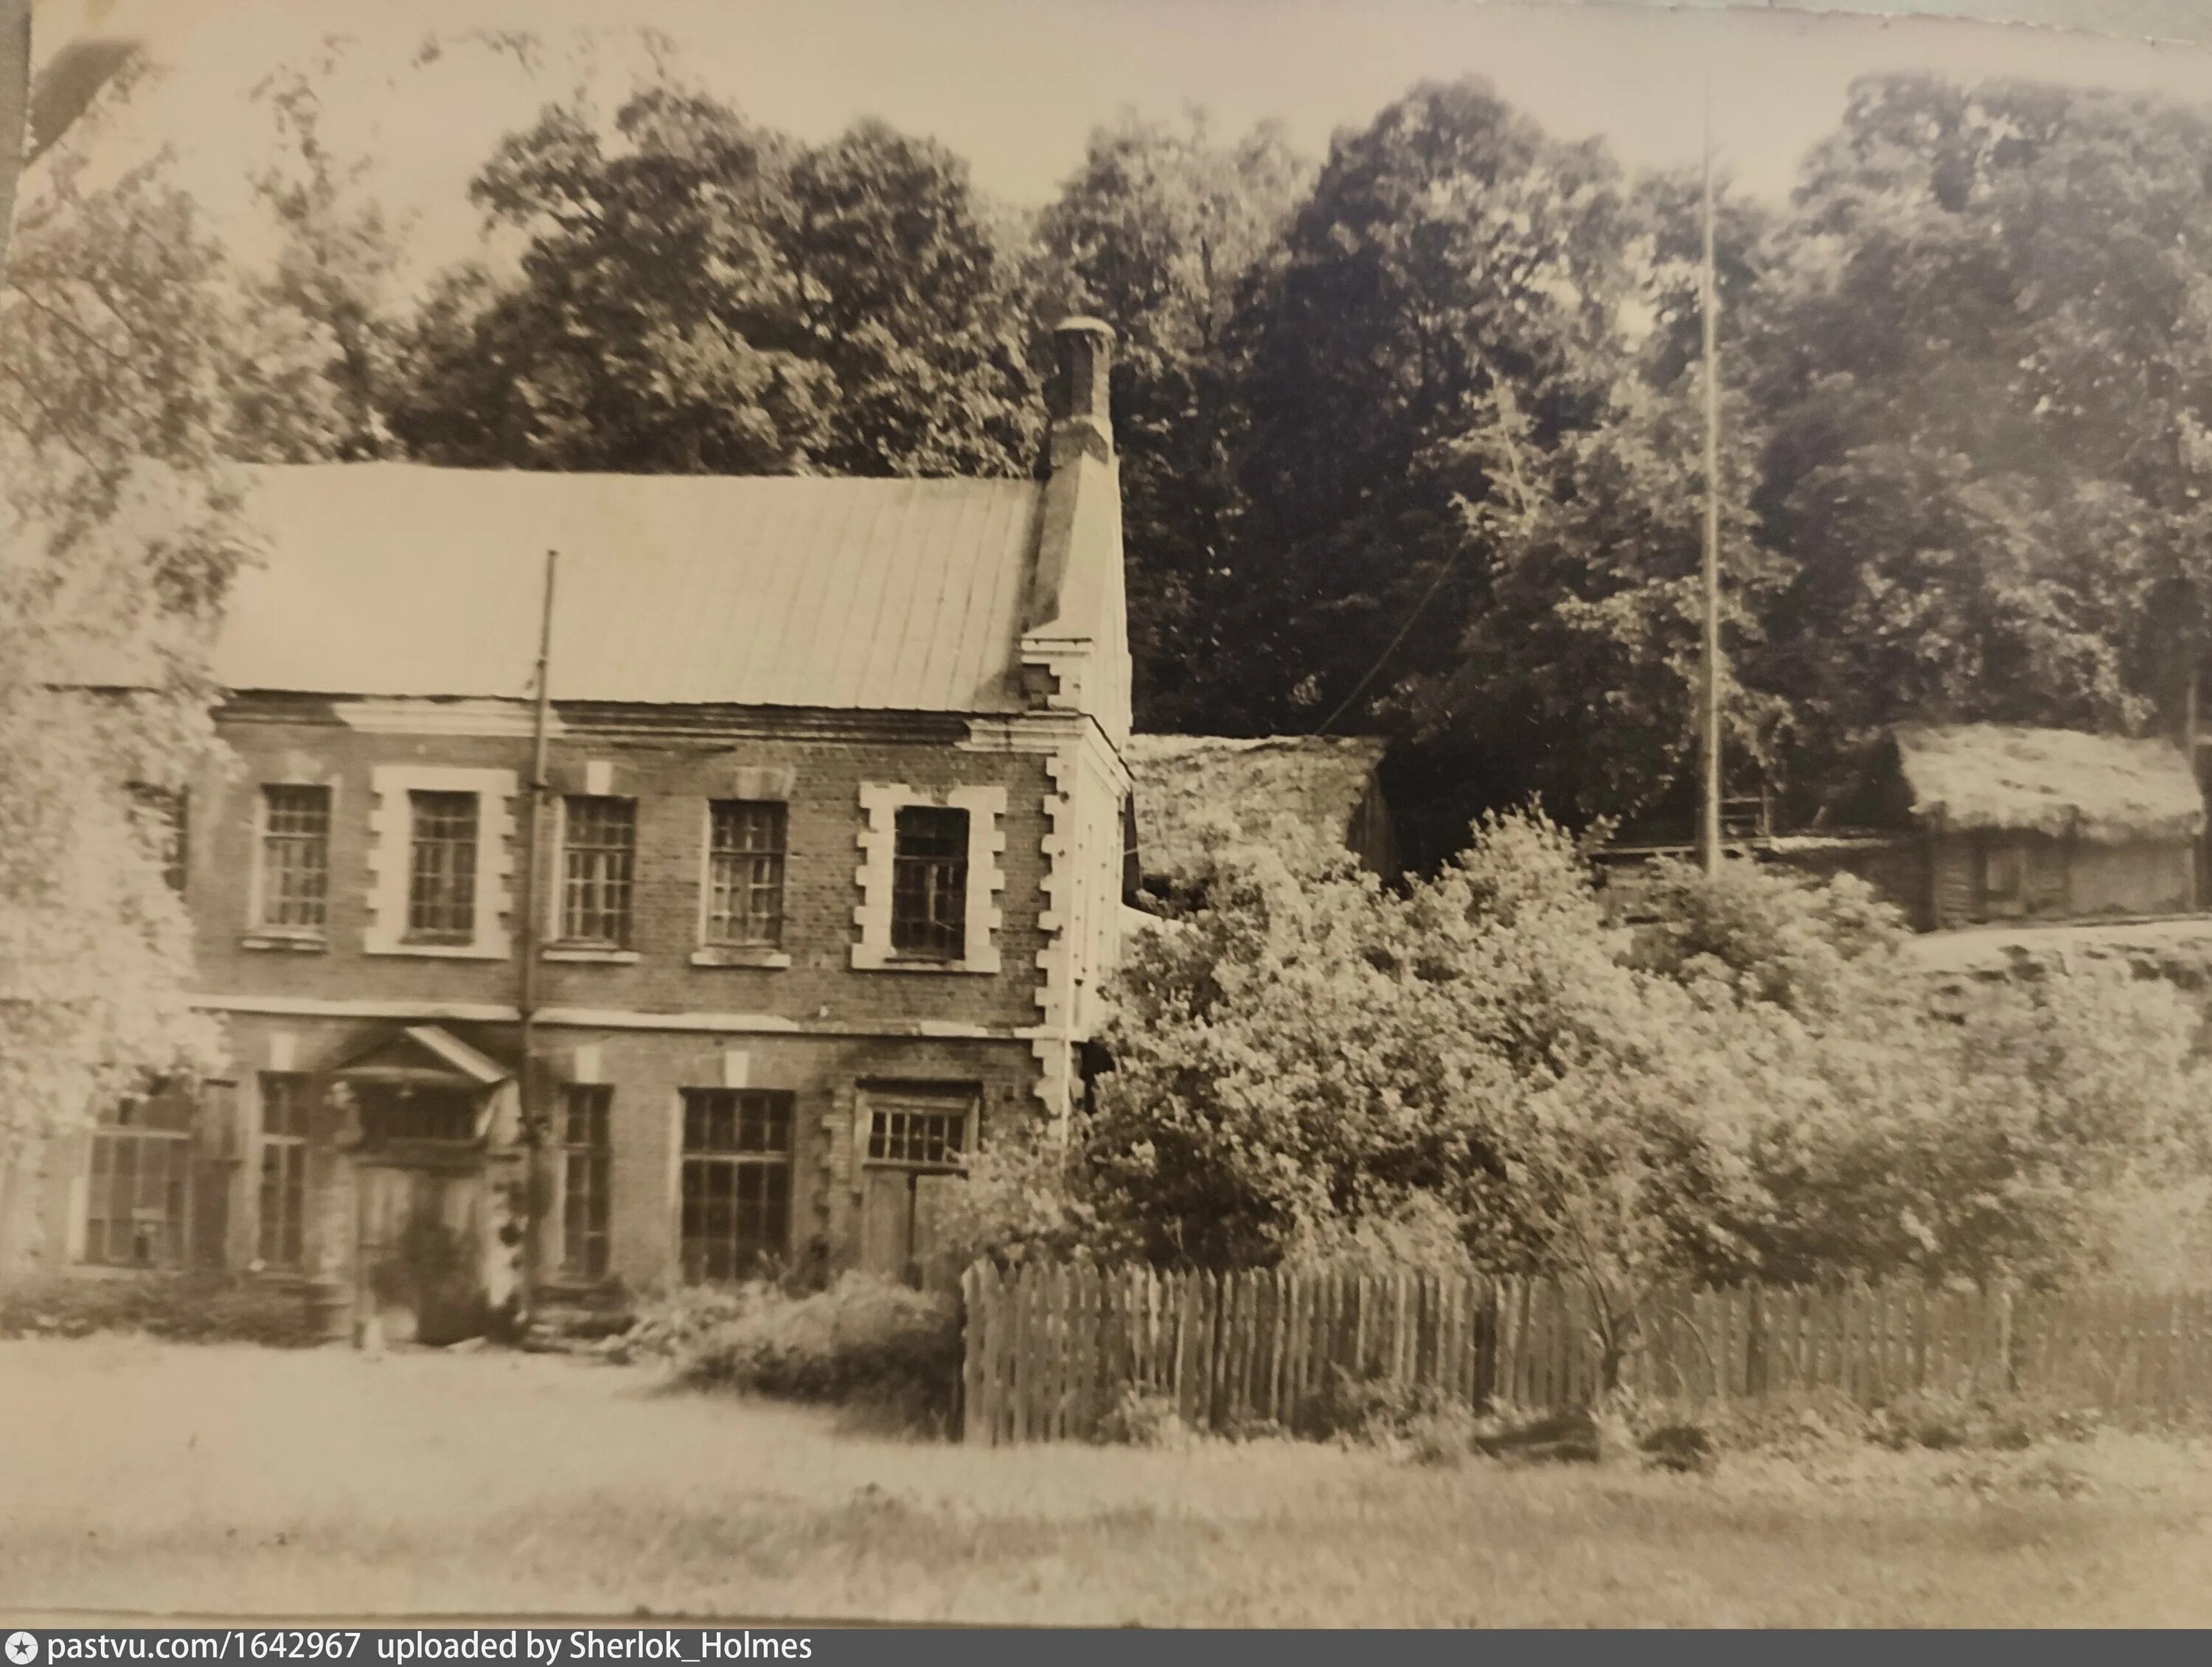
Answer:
[850,783,1006,975]
[363,764,518,960]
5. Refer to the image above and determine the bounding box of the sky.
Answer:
[29,0,2212,281]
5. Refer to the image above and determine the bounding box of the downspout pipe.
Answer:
[516,549,558,1331]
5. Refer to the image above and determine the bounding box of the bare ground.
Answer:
[4,1337,2211,1626]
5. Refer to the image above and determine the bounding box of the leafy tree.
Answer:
[0,66,246,1263]
[1750,74,2212,815]
[389,83,1037,478]
[225,42,412,462]
[1218,80,1633,746]
[1037,111,1310,728]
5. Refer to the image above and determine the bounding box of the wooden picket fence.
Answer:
[959,1261,2212,1445]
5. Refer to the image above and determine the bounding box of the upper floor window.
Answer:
[406,790,479,942]
[706,801,786,947]
[891,806,968,959]
[560,796,635,946]
[260,784,331,931]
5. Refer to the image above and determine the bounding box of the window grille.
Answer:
[890,806,968,958]
[406,790,479,940]
[260,784,331,930]
[257,1073,310,1270]
[706,801,786,947]
[561,1085,613,1281]
[560,796,636,944]
[679,1090,793,1282]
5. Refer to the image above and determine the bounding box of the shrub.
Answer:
[1093,1385,1189,1447]
[0,1272,318,1346]
[1638,1421,1717,1474]
[664,1273,964,1433]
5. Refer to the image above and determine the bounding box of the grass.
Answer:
[4,1337,2211,1626]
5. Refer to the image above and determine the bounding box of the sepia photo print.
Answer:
[5,0,2212,1633]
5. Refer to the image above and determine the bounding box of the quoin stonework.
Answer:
[28,318,1135,1340]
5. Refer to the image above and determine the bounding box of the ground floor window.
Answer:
[679,1089,793,1282]
[83,1104,192,1268]
[561,1085,613,1281]
[257,1072,310,1270]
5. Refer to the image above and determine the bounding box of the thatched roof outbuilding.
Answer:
[1893,723,2204,845]
[1126,734,1398,885]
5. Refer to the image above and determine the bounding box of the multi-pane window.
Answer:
[890,806,968,959]
[257,1073,310,1270]
[561,1085,612,1281]
[130,784,188,893]
[83,1100,191,1268]
[259,784,331,930]
[560,796,635,945]
[679,1090,793,1282]
[866,1101,971,1169]
[406,790,479,941]
[706,801,787,947]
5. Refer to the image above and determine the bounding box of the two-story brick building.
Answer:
[37,318,1133,1340]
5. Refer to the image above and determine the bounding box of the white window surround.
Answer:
[692,797,794,970]
[243,770,341,950]
[364,765,519,960]
[851,784,1006,975]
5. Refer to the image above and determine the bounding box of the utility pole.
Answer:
[1697,80,1725,877]
[515,549,558,1331]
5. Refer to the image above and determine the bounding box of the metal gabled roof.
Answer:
[214,464,1045,714]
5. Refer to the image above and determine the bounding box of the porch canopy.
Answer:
[329,1025,511,1088]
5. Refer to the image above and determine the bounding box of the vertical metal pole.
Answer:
[517,550,557,1327]
[1698,83,1725,877]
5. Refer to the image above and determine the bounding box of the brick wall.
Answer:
[189,701,1056,1031]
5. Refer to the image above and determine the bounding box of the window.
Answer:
[867,1104,970,1169]
[679,1090,793,1282]
[257,1073,310,1270]
[706,801,786,947]
[890,806,969,959]
[83,1100,191,1268]
[561,1085,612,1281]
[560,796,635,945]
[362,1087,478,1145]
[259,784,331,930]
[406,790,479,941]
[130,785,188,893]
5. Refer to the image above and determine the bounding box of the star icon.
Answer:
[4,1632,38,1666]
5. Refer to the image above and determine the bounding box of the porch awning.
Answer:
[329,1024,512,1087]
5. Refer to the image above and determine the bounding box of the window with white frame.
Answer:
[364,766,515,958]
[852,785,1005,973]
[891,807,969,959]
[257,784,330,932]
[560,796,636,946]
[706,800,785,947]
[406,790,479,942]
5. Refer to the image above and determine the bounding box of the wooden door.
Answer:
[357,1162,487,1345]
[858,1169,962,1288]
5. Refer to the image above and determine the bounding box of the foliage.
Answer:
[1036,111,1310,728]
[656,1273,964,1433]
[0,1272,318,1347]
[1091,1384,1189,1448]
[0,69,243,1196]
[389,81,1037,479]
[1082,812,2212,1387]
